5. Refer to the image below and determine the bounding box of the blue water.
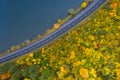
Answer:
[0,0,83,52]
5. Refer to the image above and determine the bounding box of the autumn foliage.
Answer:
[0,0,120,80]
[1,72,11,80]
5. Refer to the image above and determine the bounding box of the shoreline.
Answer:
[0,0,90,56]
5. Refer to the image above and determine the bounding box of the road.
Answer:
[0,0,107,64]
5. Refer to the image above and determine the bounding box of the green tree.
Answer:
[68,8,75,15]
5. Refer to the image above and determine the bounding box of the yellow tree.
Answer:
[81,2,87,9]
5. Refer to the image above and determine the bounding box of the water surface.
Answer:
[0,0,83,52]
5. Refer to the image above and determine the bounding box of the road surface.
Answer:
[0,0,107,64]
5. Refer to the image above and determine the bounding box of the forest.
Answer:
[0,0,120,80]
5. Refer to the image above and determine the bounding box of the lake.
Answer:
[0,0,83,52]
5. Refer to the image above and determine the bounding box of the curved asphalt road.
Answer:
[0,0,107,64]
